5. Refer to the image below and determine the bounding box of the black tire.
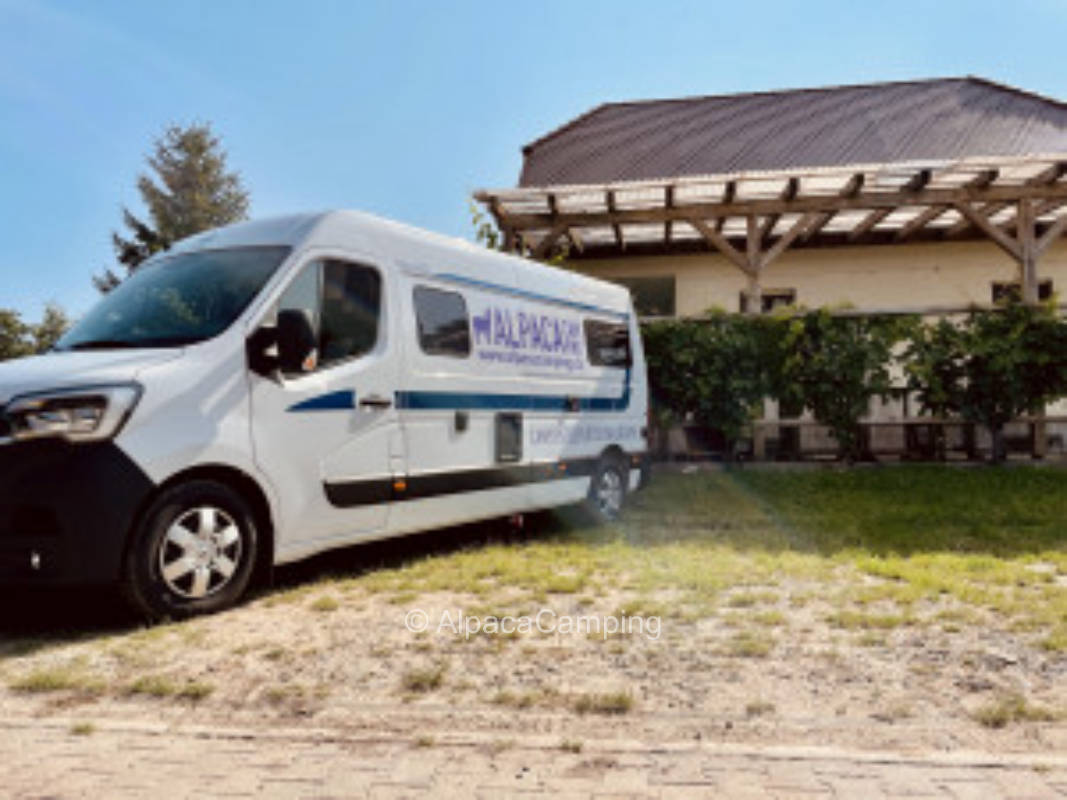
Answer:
[122,480,258,621]
[583,455,628,523]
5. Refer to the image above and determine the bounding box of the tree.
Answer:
[642,313,777,459]
[904,318,966,459]
[32,303,71,352]
[469,201,570,266]
[95,123,250,291]
[0,309,33,361]
[777,310,913,463]
[956,300,1067,463]
[0,304,71,361]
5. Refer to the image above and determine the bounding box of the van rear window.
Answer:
[414,286,471,357]
[584,319,631,368]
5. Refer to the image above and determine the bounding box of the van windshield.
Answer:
[56,246,291,351]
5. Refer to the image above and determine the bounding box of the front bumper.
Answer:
[0,440,154,585]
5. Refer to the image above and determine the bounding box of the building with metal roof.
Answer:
[476,77,1067,317]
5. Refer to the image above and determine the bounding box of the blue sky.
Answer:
[2,0,1067,321]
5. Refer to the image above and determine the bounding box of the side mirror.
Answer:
[276,308,318,374]
[246,309,318,378]
[246,325,278,378]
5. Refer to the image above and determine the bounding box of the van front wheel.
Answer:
[584,456,628,523]
[122,480,258,621]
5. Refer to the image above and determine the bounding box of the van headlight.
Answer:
[3,384,142,443]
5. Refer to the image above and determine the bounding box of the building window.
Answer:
[991,280,1052,303]
[584,319,632,368]
[413,285,471,357]
[610,276,675,316]
[739,288,796,313]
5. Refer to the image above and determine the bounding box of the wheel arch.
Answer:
[598,444,628,466]
[124,463,276,588]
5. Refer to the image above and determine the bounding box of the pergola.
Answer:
[475,154,1067,309]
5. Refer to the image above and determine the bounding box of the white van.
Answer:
[0,211,649,617]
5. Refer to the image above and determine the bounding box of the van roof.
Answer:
[171,210,633,317]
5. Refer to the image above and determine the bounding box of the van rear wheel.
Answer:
[584,456,628,523]
[122,480,258,621]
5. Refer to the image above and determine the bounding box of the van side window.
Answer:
[413,285,470,357]
[584,319,632,368]
[274,259,381,374]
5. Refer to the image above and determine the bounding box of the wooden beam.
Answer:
[664,185,674,244]
[953,202,1022,260]
[945,201,1007,238]
[895,205,949,241]
[1018,199,1038,304]
[496,181,1067,231]
[1035,198,1067,218]
[801,210,836,242]
[1036,210,1067,258]
[745,215,762,313]
[715,181,736,233]
[841,173,866,197]
[848,208,894,241]
[547,193,583,254]
[1029,162,1067,186]
[486,197,518,253]
[802,173,864,243]
[688,217,752,274]
[606,190,623,250]
[902,168,932,192]
[948,165,1063,237]
[531,222,569,260]
[998,197,1067,235]
[761,212,821,268]
[759,177,799,242]
[846,170,929,242]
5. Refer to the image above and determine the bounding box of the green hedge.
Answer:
[641,301,1067,462]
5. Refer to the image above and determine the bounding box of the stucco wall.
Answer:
[571,238,1067,315]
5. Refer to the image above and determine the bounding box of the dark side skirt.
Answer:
[325,454,649,509]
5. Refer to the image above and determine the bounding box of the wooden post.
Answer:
[745,215,762,314]
[1015,199,1048,459]
[1018,198,1039,305]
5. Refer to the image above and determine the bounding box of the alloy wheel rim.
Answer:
[158,506,243,599]
[596,470,623,517]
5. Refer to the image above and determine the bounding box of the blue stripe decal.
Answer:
[396,371,631,413]
[287,390,356,412]
[434,272,629,319]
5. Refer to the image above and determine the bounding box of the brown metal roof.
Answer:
[518,77,1067,188]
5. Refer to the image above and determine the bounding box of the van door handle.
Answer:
[359,394,393,410]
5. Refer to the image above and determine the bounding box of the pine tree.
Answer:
[32,303,71,352]
[95,123,250,292]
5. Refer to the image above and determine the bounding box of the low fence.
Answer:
[655,416,1067,462]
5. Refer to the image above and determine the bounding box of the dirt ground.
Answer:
[1,573,1064,758]
[1,467,1066,796]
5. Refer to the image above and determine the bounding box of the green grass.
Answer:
[309,595,340,613]
[573,691,633,715]
[9,666,104,695]
[7,467,1065,693]
[972,693,1061,728]
[401,664,447,693]
[277,468,1067,643]
[126,675,214,701]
